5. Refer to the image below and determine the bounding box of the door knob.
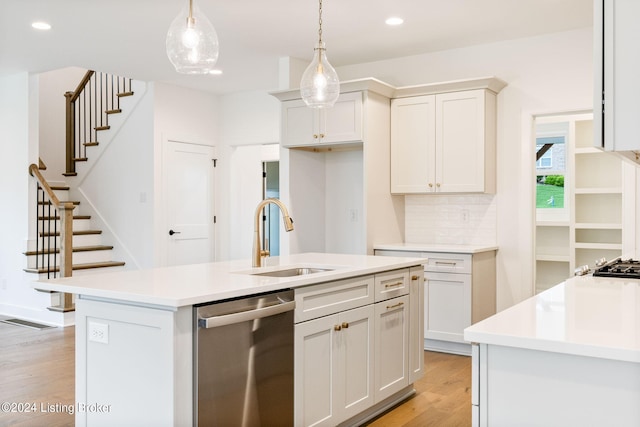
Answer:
[168,229,181,236]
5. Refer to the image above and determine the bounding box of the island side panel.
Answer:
[75,297,192,427]
[481,344,640,426]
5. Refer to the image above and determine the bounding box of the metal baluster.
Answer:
[46,190,51,279]
[99,72,103,128]
[88,73,93,152]
[36,184,40,272]
[53,203,58,279]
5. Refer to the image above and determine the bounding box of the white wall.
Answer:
[336,28,594,310]
[218,90,280,146]
[73,81,155,269]
[227,144,279,260]
[0,73,63,325]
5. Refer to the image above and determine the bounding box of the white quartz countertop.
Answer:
[374,243,498,254]
[33,253,426,308]
[464,275,640,363]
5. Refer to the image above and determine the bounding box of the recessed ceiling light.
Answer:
[209,69,223,75]
[385,17,404,26]
[32,21,52,30]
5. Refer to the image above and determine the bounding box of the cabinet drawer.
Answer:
[423,252,472,274]
[295,275,374,323]
[374,269,410,302]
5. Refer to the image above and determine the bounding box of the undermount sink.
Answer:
[251,267,334,277]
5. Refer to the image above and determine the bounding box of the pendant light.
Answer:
[166,0,219,74]
[300,0,340,108]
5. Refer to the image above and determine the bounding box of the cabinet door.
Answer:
[294,305,374,427]
[435,90,487,193]
[294,314,338,427]
[336,305,375,421]
[374,295,409,402]
[424,271,471,343]
[281,92,363,148]
[282,99,318,147]
[409,267,425,383]
[596,0,640,152]
[390,95,436,193]
[322,91,363,144]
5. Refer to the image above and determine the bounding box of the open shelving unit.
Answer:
[534,113,635,294]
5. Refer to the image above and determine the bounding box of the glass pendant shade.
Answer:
[300,42,340,108]
[166,1,219,74]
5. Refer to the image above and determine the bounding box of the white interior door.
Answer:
[165,140,216,266]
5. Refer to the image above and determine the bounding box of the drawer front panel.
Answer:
[295,275,374,323]
[423,252,472,274]
[374,269,410,302]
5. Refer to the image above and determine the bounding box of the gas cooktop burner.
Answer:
[592,258,640,278]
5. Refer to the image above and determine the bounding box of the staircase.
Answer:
[24,182,125,276]
[25,69,134,313]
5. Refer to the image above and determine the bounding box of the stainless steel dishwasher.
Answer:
[194,289,295,426]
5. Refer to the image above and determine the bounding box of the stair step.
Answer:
[95,125,111,131]
[73,157,88,162]
[24,261,126,274]
[38,200,80,206]
[38,215,91,220]
[39,229,102,238]
[105,109,122,114]
[62,172,78,177]
[24,245,114,256]
[83,142,99,147]
[117,91,134,97]
[50,185,70,191]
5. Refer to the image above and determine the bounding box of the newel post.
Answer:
[58,202,75,312]
[64,91,75,176]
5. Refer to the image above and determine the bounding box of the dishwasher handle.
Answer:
[199,300,295,329]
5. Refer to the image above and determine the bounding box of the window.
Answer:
[535,122,568,218]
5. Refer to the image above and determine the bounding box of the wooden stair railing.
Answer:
[28,163,75,312]
[64,70,133,176]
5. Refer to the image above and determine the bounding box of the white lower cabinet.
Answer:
[294,267,421,426]
[408,267,425,383]
[425,271,471,343]
[376,248,496,355]
[374,294,409,402]
[294,305,374,427]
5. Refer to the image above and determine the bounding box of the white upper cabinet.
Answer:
[594,0,640,156]
[391,88,498,194]
[280,91,363,148]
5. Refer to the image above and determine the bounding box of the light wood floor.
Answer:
[0,321,470,427]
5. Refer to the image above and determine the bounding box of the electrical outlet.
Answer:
[462,209,470,223]
[88,322,109,344]
[349,209,358,222]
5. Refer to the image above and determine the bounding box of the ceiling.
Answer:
[0,0,592,95]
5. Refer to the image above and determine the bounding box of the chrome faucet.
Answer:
[253,198,294,267]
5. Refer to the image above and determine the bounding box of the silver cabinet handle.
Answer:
[199,300,295,329]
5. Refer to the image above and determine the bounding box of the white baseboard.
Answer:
[0,303,75,327]
[425,338,472,356]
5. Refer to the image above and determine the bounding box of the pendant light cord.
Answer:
[318,0,323,45]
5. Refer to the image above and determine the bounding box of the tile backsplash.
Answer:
[405,194,497,245]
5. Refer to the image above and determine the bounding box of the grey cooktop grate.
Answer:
[0,318,54,330]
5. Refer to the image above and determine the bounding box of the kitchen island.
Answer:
[35,252,427,427]
[464,275,640,426]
